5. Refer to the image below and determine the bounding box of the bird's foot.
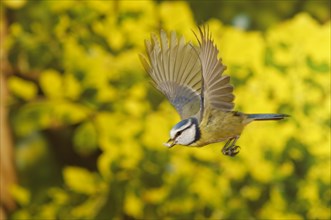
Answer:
[222,145,241,157]
[222,136,240,157]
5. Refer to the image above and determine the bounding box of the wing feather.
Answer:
[140,30,202,120]
[196,27,235,112]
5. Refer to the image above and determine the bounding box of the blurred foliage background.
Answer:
[1,0,330,219]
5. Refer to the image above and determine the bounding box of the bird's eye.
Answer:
[177,131,182,136]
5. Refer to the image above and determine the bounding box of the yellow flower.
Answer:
[9,76,37,100]
[125,191,143,217]
[159,1,196,36]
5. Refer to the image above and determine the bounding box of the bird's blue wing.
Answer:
[140,30,202,120]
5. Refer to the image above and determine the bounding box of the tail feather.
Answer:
[247,113,289,121]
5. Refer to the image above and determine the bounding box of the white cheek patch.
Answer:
[176,125,196,145]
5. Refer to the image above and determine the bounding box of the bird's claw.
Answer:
[222,136,241,157]
[222,145,241,157]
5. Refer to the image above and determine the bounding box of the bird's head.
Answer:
[164,117,200,148]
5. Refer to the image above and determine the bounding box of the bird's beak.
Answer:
[163,138,175,148]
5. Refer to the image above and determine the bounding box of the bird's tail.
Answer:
[246,113,289,121]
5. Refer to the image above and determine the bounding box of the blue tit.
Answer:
[140,27,288,156]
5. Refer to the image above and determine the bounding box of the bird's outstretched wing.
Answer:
[195,27,235,112]
[140,30,202,120]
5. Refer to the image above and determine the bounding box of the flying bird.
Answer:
[140,27,288,156]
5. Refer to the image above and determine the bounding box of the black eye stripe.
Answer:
[175,124,193,138]
[175,129,184,138]
[174,130,183,139]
